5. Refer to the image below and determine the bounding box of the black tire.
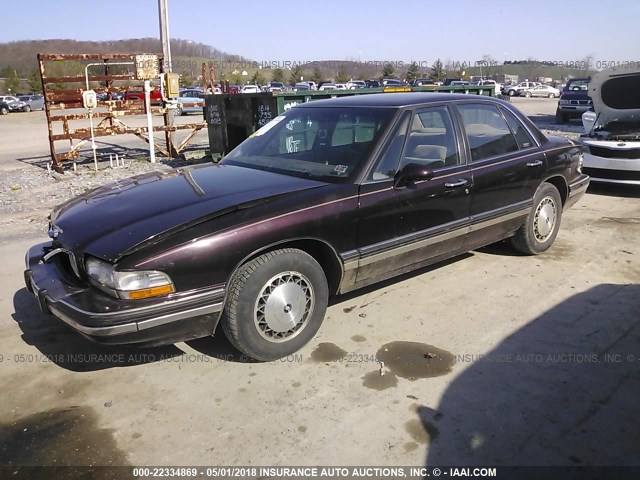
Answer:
[524,91,532,98]
[548,93,556,98]
[23,105,31,112]
[511,183,562,255]
[221,248,329,361]
[176,105,184,116]
[508,89,516,96]
[0,107,8,115]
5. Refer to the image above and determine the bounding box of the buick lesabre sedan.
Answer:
[25,93,590,360]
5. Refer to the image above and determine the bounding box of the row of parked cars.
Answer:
[0,94,45,114]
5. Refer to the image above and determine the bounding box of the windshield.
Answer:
[222,106,396,183]
[565,79,589,91]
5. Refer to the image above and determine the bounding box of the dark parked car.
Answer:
[556,77,591,123]
[25,93,589,360]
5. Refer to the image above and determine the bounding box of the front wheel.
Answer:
[0,106,8,115]
[548,93,556,98]
[508,89,516,96]
[221,248,329,361]
[23,105,31,112]
[511,183,562,255]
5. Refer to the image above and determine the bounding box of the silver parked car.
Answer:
[520,85,560,98]
[175,89,205,115]
[0,95,28,111]
[18,94,45,111]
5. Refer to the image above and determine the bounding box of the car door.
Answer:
[454,102,546,249]
[355,106,472,284]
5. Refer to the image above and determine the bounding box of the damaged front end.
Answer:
[580,66,640,185]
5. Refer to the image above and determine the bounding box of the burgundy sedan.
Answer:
[24,93,590,360]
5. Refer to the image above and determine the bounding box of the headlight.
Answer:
[85,257,174,299]
[559,100,569,105]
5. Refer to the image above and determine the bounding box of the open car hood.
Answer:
[589,66,640,128]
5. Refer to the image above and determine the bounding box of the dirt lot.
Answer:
[0,97,638,473]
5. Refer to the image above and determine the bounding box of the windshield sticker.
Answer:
[251,115,285,137]
[334,165,348,175]
[286,136,302,153]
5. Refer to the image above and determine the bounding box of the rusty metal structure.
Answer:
[38,53,208,172]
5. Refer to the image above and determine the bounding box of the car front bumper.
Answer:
[581,143,640,185]
[558,104,591,116]
[24,242,225,346]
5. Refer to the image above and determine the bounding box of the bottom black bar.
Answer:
[1,466,639,480]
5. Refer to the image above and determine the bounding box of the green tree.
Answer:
[289,66,304,85]
[1,66,20,93]
[271,68,285,83]
[180,71,195,87]
[251,70,265,85]
[336,69,349,84]
[27,70,43,94]
[381,63,395,79]
[406,62,419,82]
[311,67,324,85]
[430,59,445,81]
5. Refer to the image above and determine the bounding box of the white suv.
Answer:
[241,85,261,94]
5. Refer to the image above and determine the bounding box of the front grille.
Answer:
[588,145,640,159]
[583,167,640,181]
[569,99,592,105]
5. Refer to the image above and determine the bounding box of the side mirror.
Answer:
[393,163,434,188]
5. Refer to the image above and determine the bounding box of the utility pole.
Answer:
[158,0,177,157]
[158,0,172,72]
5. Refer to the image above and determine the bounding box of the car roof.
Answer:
[297,92,501,108]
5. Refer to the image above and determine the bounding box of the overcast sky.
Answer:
[1,0,638,63]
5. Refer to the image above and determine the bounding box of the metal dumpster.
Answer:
[205,93,278,157]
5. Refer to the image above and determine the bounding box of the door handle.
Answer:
[526,160,543,167]
[444,179,468,188]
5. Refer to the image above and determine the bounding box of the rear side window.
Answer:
[500,107,536,149]
[401,106,461,169]
[457,104,518,161]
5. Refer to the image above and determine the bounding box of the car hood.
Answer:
[588,65,640,127]
[560,90,590,100]
[51,164,326,262]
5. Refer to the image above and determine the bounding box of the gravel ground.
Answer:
[0,159,177,244]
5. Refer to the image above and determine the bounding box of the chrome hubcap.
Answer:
[534,196,557,241]
[254,272,314,343]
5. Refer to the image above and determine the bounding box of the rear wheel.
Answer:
[23,105,31,112]
[524,91,532,98]
[508,89,516,96]
[548,93,556,98]
[511,183,562,255]
[221,248,329,361]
